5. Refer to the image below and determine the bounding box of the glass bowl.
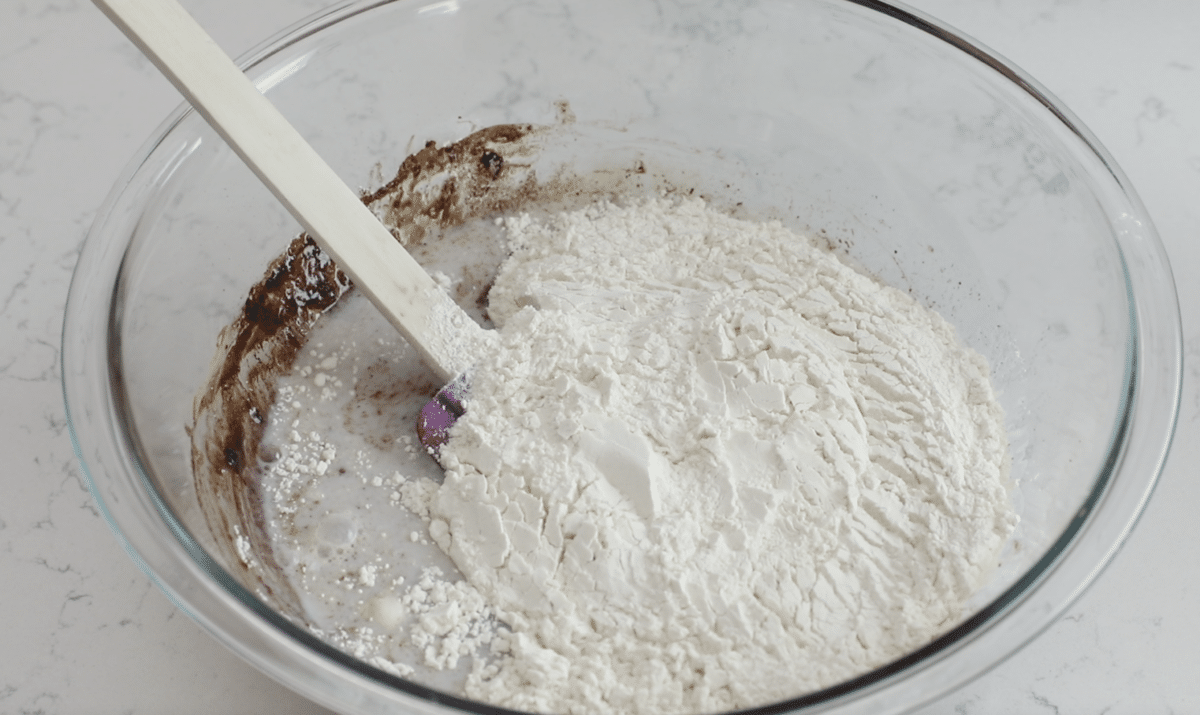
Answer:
[62,0,1181,713]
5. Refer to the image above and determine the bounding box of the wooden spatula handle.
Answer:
[93,0,481,383]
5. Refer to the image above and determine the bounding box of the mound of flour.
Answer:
[424,196,1016,713]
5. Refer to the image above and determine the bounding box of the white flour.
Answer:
[256,196,1015,713]
[428,197,1016,712]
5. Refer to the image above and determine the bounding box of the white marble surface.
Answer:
[2,0,1197,713]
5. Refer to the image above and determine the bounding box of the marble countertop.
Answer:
[2,0,1196,713]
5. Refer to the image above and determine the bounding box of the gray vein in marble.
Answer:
[1135,96,1171,144]
[1028,691,1062,714]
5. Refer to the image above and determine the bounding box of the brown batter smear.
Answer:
[361,123,543,247]
[190,236,349,617]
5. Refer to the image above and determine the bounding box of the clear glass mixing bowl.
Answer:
[63,0,1181,712]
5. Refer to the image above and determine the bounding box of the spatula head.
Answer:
[417,373,470,459]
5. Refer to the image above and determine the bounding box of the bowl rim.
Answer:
[62,0,1183,713]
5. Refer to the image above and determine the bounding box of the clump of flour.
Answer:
[420,196,1017,713]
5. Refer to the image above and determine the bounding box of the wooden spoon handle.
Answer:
[93,0,481,383]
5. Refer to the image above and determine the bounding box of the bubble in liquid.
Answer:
[315,511,359,547]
